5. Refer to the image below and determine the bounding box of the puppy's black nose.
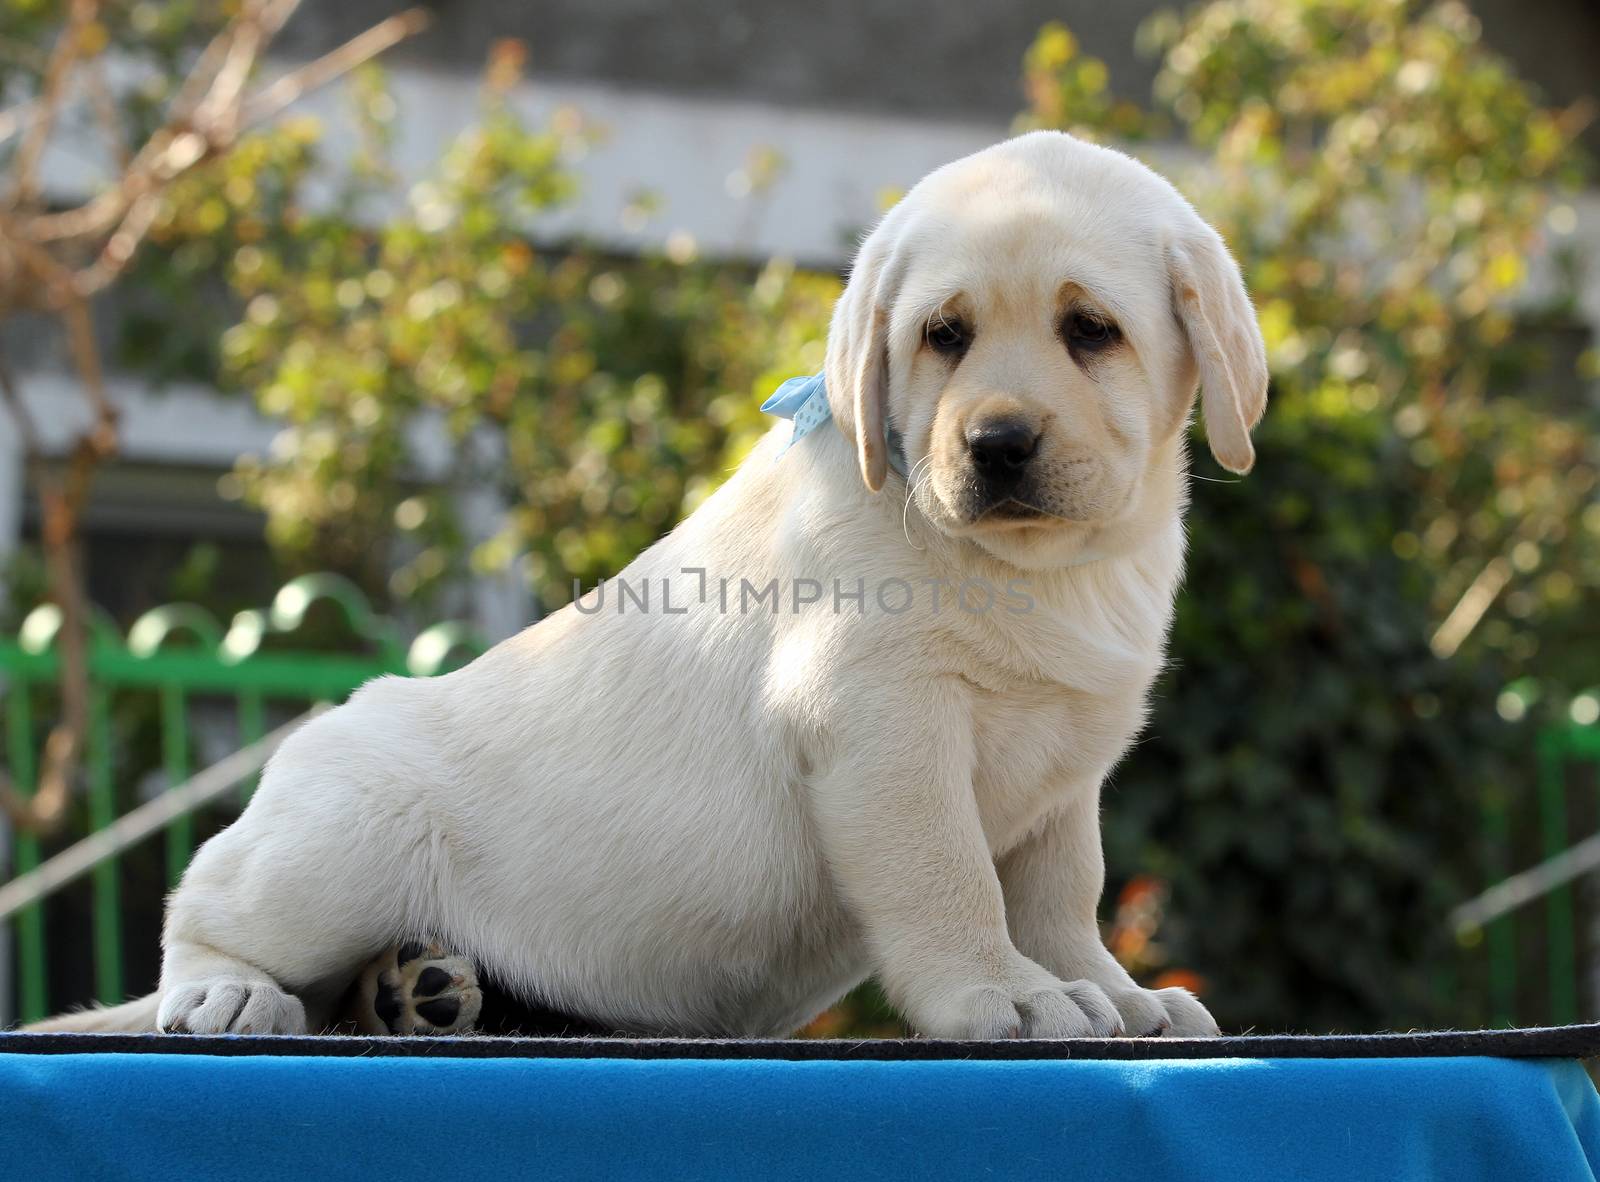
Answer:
[966,421,1040,475]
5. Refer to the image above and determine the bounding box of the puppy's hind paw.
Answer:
[350,942,483,1036]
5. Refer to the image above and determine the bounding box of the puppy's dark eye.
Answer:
[1064,311,1120,350]
[926,317,970,356]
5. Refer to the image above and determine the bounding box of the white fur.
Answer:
[41,132,1265,1040]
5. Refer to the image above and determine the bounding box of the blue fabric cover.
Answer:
[3,1052,1597,1180]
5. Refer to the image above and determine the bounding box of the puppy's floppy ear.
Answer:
[825,230,899,492]
[1168,222,1269,474]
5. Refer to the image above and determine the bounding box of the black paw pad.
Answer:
[396,941,429,966]
[373,979,403,1033]
[416,967,452,996]
[416,997,461,1028]
[353,944,481,1036]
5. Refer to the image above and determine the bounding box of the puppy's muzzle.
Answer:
[965,418,1043,512]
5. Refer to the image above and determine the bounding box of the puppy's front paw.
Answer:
[353,942,483,1036]
[919,965,1124,1039]
[1106,985,1220,1038]
[159,977,306,1035]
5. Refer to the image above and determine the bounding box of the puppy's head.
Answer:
[824,131,1268,569]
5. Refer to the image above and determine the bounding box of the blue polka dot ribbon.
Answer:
[760,373,834,461]
[762,373,908,476]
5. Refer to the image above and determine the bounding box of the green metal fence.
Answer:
[1477,712,1600,1028]
[0,574,480,1024]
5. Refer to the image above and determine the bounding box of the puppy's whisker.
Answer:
[1189,473,1241,484]
[904,453,935,497]
[901,457,934,548]
[924,299,961,340]
[901,454,936,551]
[901,452,934,499]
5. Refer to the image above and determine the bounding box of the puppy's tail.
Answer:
[21,992,160,1033]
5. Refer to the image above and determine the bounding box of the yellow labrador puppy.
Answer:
[38,130,1265,1039]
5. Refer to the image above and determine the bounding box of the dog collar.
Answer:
[762,374,907,476]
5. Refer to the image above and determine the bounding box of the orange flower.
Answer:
[1118,874,1164,906]
[1152,969,1207,996]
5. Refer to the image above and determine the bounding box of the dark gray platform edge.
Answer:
[4,1024,1600,1060]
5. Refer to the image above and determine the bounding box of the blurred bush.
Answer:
[1020,0,1595,1031]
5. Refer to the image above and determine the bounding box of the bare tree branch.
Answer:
[0,348,80,834]
[194,0,303,137]
[58,297,117,470]
[243,8,430,125]
[0,1,429,833]
[23,5,430,271]
[8,0,98,209]
[73,190,162,298]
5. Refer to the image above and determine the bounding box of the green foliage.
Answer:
[1022,23,1159,142]
[1021,0,1595,1030]
[142,59,837,610]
